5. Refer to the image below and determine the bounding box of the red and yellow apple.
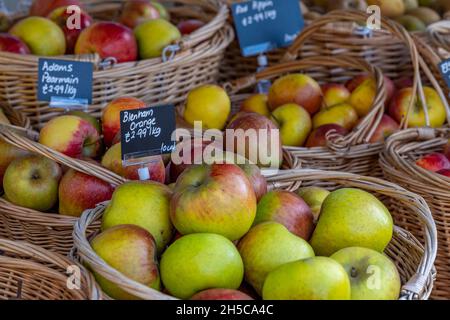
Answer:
[349,78,376,117]
[369,114,399,143]
[119,0,160,29]
[240,94,271,117]
[0,33,30,54]
[322,84,350,108]
[305,124,348,148]
[271,103,312,147]
[312,103,358,130]
[238,164,267,202]
[346,74,395,104]
[177,19,205,35]
[30,0,82,17]
[190,289,253,300]
[0,140,30,189]
[416,153,450,172]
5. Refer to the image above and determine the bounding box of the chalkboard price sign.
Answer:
[232,0,304,57]
[120,105,176,165]
[439,59,450,88]
[38,58,93,108]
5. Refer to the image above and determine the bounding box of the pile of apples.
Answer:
[0,0,205,62]
[415,140,450,178]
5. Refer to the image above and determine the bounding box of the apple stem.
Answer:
[351,267,358,278]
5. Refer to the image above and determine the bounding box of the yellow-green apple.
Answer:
[0,34,30,54]
[75,22,138,63]
[416,153,450,172]
[331,247,401,300]
[369,114,399,143]
[171,164,256,240]
[58,169,114,217]
[297,186,330,222]
[388,87,446,128]
[134,18,181,59]
[67,110,101,135]
[0,140,30,189]
[190,288,253,300]
[366,0,405,18]
[305,124,348,148]
[101,97,146,147]
[30,0,82,17]
[102,180,173,253]
[91,224,160,300]
[238,163,267,201]
[262,257,351,300]
[349,78,376,117]
[268,74,323,115]
[39,115,101,159]
[238,222,315,294]
[119,0,160,29]
[151,1,170,20]
[177,19,205,35]
[160,233,244,299]
[322,84,350,108]
[347,74,395,104]
[271,103,312,147]
[240,94,271,117]
[184,84,231,130]
[310,188,393,256]
[312,103,358,130]
[438,169,450,178]
[10,17,66,56]
[444,140,450,159]
[254,191,314,240]
[101,142,165,183]
[226,112,282,168]
[48,6,92,54]
[3,155,61,211]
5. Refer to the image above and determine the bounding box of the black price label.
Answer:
[120,105,176,165]
[439,58,450,88]
[231,0,304,57]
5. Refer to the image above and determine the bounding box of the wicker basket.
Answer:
[1,102,31,130]
[72,169,436,300]
[380,127,450,299]
[0,238,101,300]
[0,125,125,255]
[0,0,234,129]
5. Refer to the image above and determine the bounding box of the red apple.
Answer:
[48,6,92,54]
[30,0,82,17]
[177,19,205,35]
[416,153,450,172]
[101,97,147,147]
[119,0,160,29]
[369,114,399,143]
[190,289,253,300]
[438,169,450,178]
[305,124,348,148]
[321,83,350,108]
[0,33,30,54]
[75,22,138,63]
[395,76,414,90]
[238,164,267,202]
[59,169,114,217]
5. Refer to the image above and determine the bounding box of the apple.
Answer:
[349,78,376,117]
[91,224,160,300]
[312,103,359,130]
[310,188,393,256]
[66,110,101,135]
[75,22,138,63]
[268,74,323,114]
[438,169,450,178]
[58,169,114,217]
[240,94,271,117]
[369,114,399,143]
[171,164,257,240]
[102,180,173,253]
[416,153,450,172]
[3,155,61,211]
[101,142,165,183]
[177,19,205,35]
[395,76,414,90]
[10,17,66,56]
[346,74,395,104]
[331,247,401,300]
[297,186,330,222]
[119,0,160,29]
[388,87,446,128]
[238,222,315,294]
[160,233,244,299]
[29,0,82,17]
[184,85,231,130]
[226,112,282,168]
[305,124,348,148]
[190,289,253,300]
[0,140,30,190]
[238,164,267,201]
[346,75,369,92]
[151,1,170,20]
[254,190,314,240]
[262,257,351,300]
[271,103,312,147]
[0,33,30,54]
[322,84,350,108]
[102,97,147,147]
[134,18,181,59]
[39,115,101,159]
[48,6,93,54]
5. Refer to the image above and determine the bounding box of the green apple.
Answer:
[331,247,401,300]
[297,186,330,222]
[262,257,351,300]
[238,222,315,294]
[271,103,312,147]
[160,233,244,299]
[310,188,393,256]
[91,224,160,300]
[102,181,173,253]
[151,1,170,20]
[3,155,61,211]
